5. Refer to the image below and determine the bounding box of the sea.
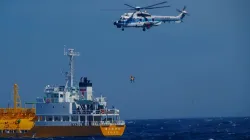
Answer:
[6,117,250,140]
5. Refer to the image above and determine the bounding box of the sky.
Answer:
[0,0,250,120]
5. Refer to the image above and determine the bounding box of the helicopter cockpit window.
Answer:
[119,17,126,21]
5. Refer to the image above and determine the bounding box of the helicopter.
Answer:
[112,1,190,31]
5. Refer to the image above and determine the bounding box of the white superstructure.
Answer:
[35,48,125,126]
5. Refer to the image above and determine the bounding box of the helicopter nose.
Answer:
[113,21,117,25]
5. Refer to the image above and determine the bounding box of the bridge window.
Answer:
[80,116,85,121]
[71,116,78,121]
[63,116,69,121]
[39,116,45,121]
[54,94,59,98]
[47,116,53,121]
[54,116,61,121]
[59,86,64,91]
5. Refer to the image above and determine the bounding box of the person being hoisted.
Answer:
[130,75,135,83]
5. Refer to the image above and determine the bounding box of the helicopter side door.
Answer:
[134,17,144,27]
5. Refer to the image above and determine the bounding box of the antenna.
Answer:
[64,48,80,87]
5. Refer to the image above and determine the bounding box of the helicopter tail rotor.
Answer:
[176,6,190,16]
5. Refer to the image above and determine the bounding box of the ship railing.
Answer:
[34,121,125,127]
[0,108,35,113]
[114,120,126,125]
[72,109,119,115]
[44,86,60,93]
[91,121,101,126]
[72,110,95,114]
[91,120,125,126]
[100,121,111,126]
[36,97,45,103]
[43,98,60,103]
[0,108,36,119]
[103,109,119,114]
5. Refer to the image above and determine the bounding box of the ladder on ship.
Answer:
[75,103,84,114]
[79,105,84,114]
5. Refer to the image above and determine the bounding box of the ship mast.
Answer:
[64,48,80,88]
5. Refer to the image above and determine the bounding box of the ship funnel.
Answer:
[79,77,93,100]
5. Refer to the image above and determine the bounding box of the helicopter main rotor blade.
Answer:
[183,6,186,11]
[100,8,133,11]
[126,11,137,24]
[130,11,137,18]
[143,5,170,10]
[142,1,168,9]
[124,4,136,9]
[176,9,182,13]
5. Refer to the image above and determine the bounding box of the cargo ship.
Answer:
[0,84,37,136]
[0,48,126,138]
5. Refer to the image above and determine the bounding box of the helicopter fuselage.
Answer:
[113,11,186,31]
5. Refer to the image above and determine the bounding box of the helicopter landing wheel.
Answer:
[143,28,146,31]
[122,28,124,31]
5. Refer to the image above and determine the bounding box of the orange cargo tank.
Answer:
[0,84,37,136]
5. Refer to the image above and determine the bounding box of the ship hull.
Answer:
[0,125,125,138]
